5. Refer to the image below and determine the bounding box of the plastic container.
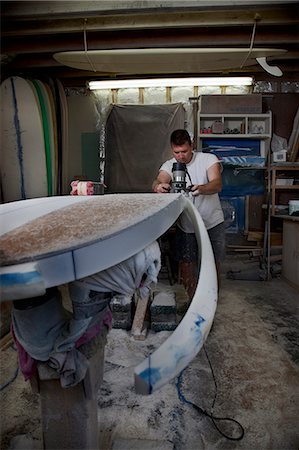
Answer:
[289,200,299,215]
[276,178,294,186]
[272,150,287,162]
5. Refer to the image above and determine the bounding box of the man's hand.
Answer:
[154,183,171,193]
[190,184,201,196]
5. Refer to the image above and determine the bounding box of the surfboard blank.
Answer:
[53,48,286,73]
[0,193,185,288]
[0,193,218,395]
[0,77,48,202]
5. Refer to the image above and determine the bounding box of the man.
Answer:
[152,129,225,298]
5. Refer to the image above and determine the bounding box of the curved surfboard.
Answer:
[134,197,217,394]
[0,193,218,394]
[0,77,48,203]
[53,47,286,74]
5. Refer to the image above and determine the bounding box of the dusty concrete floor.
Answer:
[1,255,298,450]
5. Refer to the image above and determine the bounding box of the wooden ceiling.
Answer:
[1,1,298,86]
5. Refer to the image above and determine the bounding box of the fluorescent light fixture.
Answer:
[88,77,253,90]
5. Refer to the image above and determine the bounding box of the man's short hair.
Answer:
[170,129,191,146]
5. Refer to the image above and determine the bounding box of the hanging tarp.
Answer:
[105,104,185,193]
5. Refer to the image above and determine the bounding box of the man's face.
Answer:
[171,142,193,164]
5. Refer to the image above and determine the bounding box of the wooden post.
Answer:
[32,329,107,449]
[131,293,150,340]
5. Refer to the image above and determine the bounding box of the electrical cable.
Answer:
[184,168,196,204]
[185,168,193,187]
[0,341,19,391]
[175,344,245,441]
[0,366,19,391]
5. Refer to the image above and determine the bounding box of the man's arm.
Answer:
[152,170,172,193]
[190,162,222,196]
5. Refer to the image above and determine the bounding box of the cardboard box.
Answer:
[199,94,262,114]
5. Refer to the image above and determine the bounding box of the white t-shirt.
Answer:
[159,152,224,231]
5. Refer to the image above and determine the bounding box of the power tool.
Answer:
[170,162,193,194]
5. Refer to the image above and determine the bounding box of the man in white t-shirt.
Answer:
[152,129,225,298]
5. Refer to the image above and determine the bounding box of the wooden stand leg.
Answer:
[39,377,98,450]
[33,329,107,450]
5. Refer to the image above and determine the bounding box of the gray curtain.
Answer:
[105,104,185,193]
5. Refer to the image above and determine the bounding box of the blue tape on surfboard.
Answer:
[0,262,46,301]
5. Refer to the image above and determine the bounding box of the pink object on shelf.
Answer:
[70,181,104,195]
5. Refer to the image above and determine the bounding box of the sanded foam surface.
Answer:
[0,194,181,265]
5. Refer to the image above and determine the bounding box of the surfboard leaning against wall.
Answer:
[0,76,64,203]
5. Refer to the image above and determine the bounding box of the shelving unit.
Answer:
[198,112,272,139]
[282,217,299,290]
[198,112,272,157]
[269,164,299,216]
[265,163,299,280]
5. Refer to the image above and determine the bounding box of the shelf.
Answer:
[199,133,270,139]
[274,185,299,189]
[271,214,299,222]
[198,112,272,139]
[271,165,299,170]
[269,165,299,216]
[266,164,299,279]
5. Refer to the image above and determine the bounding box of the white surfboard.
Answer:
[134,198,217,394]
[0,77,48,203]
[53,48,286,74]
[0,194,185,294]
[0,77,24,202]
[0,193,218,395]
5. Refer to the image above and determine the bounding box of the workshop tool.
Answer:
[170,162,193,194]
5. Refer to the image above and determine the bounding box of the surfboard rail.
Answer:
[134,196,218,394]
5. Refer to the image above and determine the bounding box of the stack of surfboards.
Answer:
[0,76,68,203]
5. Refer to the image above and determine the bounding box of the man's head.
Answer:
[170,129,193,164]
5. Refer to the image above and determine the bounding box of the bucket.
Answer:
[289,200,299,215]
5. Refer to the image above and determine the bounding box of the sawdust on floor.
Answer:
[1,267,299,450]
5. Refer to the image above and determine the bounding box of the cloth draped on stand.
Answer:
[71,239,161,298]
[11,241,161,387]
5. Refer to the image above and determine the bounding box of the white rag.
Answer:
[71,240,161,299]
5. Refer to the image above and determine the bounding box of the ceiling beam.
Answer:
[2,6,298,36]
[2,26,297,54]
[2,0,298,17]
